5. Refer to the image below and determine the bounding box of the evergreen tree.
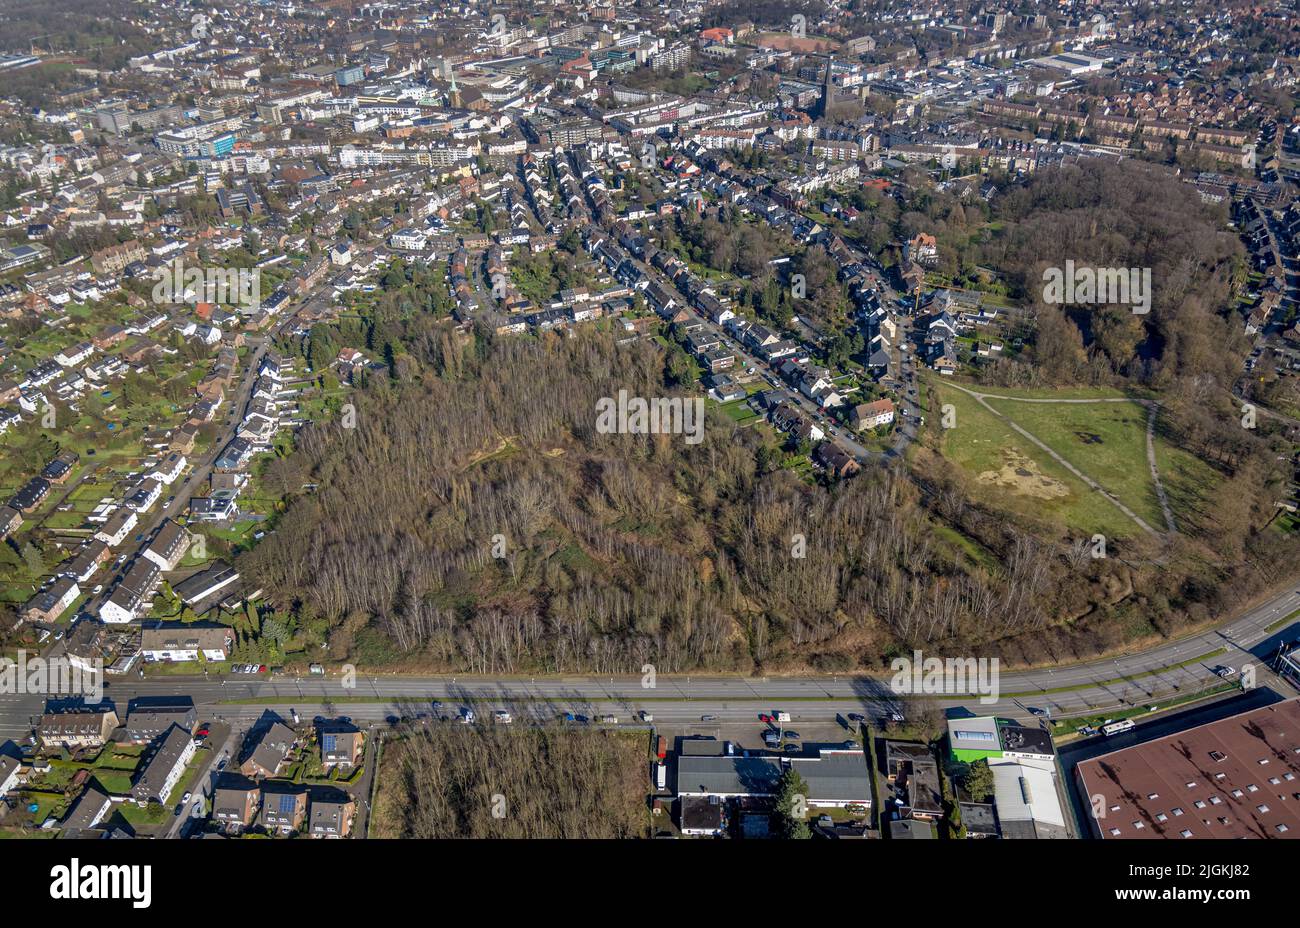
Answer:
[775,768,812,839]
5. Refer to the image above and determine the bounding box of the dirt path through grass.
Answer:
[943,383,1168,538]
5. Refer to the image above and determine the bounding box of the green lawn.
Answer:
[931,382,1126,536]
[960,383,1140,401]
[982,397,1164,530]
[716,396,759,424]
[1151,431,1223,531]
[164,746,213,806]
[932,380,1215,539]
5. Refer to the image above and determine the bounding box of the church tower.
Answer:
[819,55,835,120]
[449,68,462,109]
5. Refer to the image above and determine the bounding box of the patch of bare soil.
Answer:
[977,449,1070,500]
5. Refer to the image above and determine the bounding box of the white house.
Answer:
[0,754,20,795]
[94,508,138,546]
[55,342,94,368]
[125,480,162,512]
[148,452,187,485]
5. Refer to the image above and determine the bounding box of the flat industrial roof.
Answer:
[1076,698,1300,840]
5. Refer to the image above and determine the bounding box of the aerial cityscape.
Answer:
[0,0,1296,878]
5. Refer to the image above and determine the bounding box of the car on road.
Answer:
[783,743,801,753]
[216,759,227,770]
[759,713,771,722]
[847,713,866,722]
[181,792,191,804]
[1214,665,1238,679]
[700,714,717,722]
[888,711,905,723]
[783,731,800,740]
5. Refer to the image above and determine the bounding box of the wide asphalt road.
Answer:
[3,579,1296,742]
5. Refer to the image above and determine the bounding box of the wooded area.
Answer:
[229,161,1298,677]
[372,723,650,838]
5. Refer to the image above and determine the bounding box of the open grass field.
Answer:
[930,380,1215,539]
[982,397,1164,529]
[931,381,1127,536]
[1151,433,1223,532]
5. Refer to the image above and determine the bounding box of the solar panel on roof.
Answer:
[322,734,337,753]
[278,793,296,813]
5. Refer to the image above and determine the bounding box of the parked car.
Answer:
[493,710,513,724]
